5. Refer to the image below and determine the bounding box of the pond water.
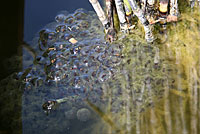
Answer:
[24,0,102,42]
[0,1,200,134]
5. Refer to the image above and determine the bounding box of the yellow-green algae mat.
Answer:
[85,8,200,134]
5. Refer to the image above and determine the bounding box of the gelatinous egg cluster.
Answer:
[20,8,122,99]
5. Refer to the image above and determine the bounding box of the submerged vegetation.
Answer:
[142,8,200,134]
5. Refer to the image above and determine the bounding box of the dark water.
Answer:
[24,0,103,42]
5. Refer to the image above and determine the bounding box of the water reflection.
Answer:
[20,5,200,134]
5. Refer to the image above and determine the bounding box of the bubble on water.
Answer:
[77,108,91,122]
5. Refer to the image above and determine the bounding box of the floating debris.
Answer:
[69,38,78,44]
[76,108,91,122]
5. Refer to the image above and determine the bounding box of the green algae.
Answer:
[85,5,200,134]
